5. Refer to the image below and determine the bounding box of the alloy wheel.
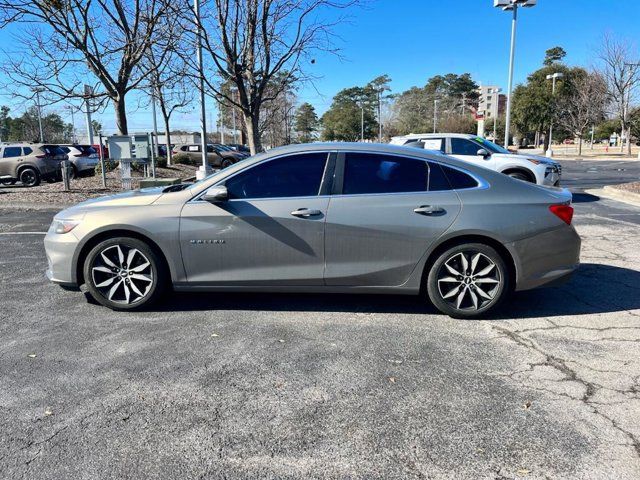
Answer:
[90,244,154,305]
[436,251,501,311]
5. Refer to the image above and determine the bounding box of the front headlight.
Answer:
[50,219,80,234]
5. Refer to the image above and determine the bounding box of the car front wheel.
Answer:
[19,167,40,187]
[83,237,167,310]
[426,243,510,318]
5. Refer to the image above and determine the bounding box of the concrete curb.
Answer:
[0,202,72,211]
[586,186,640,208]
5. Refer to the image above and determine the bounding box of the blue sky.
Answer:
[1,0,639,134]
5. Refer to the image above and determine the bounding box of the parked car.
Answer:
[226,143,251,154]
[44,143,580,318]
[391,133,562,186]
[0,143,67,187]
[58,144,99,177]
[172,143,245,168]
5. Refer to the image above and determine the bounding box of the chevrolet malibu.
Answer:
[44,143,580,318]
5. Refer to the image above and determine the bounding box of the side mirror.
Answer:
[202,185,228,203]
[477,148,490,159]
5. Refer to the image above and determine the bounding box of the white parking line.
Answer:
[0,231,47,235]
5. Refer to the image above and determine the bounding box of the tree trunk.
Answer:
[113,94,128,135]
[627,127,632,156]
[244,111,262,155]
[163,115,172,165]
[578,136,583,156]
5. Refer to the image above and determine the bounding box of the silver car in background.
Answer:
[44,143,580,318]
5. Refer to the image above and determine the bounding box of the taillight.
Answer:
[549,204,573,225]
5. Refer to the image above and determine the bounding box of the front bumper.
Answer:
[541,164,562,186]
[509,225,581,291]
[44,230,80,286]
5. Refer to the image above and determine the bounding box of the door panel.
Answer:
[180,198,329,285]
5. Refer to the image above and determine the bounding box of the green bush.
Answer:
[173,153,197,166]
[94,159,117,175]
[155,156,167,169]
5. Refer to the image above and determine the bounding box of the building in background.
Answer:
[478,86,506,120]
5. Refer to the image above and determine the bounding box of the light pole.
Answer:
[433,98,439,133]
[545,72,563,158]
[64,105,76,143]
[83,84,94,146]
[489,87,501,140]
[150,82,159,156]
[494,0,537,148]
[194,0,211,180]
[32,88,44,143]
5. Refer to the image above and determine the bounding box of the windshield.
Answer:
[472,137,510,154]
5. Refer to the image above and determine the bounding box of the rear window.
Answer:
[2,146,21,158]
[343,152,428,195]
[41,145,65,156]
[440,164,479,190]
[23,147,32,155]
[79,145,97,155]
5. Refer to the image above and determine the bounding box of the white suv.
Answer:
[58,144,99,178]
[390,133,561,186]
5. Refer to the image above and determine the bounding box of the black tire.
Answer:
[19,167,40,187]
[507,171,533,183]
[221,158,234,169]
[426,243,510,319]
[83,237,167,311]
[0,178,16,185]
[69,164,78,180]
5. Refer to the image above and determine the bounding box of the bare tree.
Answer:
[596,34,640,155]
[557,70,608,156]
[143,16,194,164]
[0,0,170,135]
[187,0,359,154]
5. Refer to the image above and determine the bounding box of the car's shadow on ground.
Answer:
[146,263,640,319]
[571,192,600,203]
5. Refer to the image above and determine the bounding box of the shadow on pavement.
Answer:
[571,192,600,203]
[149,263,640,319]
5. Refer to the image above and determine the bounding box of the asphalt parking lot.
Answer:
[1,160,639,479]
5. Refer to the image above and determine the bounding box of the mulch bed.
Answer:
[610,181,640,194]
[0,164,198,206]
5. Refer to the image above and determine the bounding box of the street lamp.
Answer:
[194,0,211,180]
[230,86,238,144]
[489,87,501,140]
[433,98,439,133]
[63,105,76,143]
[494,0,537,148]
[545,72,564,158]
[31,88,45,143]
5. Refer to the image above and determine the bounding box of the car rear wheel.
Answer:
[1,178,16,185]
[83,237,167,311]
[19,167,40,187]
[426,243,510,318]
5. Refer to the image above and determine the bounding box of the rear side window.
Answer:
[343,153,427,195]
[79,146,96,155]
[421,138,445,152]
[225,153,327,199]
[23,147,33,155]
[439,164,479,190]
[450,138,481,156]
[3,147,21,158]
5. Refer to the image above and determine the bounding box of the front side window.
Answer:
[343,152,427,195]
[225,153,327,199]
[450,138,482,156]
[3,147,21,158]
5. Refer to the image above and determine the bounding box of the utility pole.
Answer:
[219,101,225,144]
[194,0,210,180]
[545,72,564,157]
[84,85,94,146]
[433,98,439,133]
[360,104,364,141]
[33,88,44,142]
[64,105,76,143]
[151,82,159,156]
[377,88,382,142]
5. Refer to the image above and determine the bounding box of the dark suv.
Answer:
[0,143,67,187]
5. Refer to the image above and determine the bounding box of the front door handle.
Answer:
[291,208,322,218]
[414,205,446,216]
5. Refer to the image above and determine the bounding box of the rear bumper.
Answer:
[509,225,581,291]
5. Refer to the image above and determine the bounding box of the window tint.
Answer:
[225,153,327,199]
[23,147,32,155]
[343,153,427,195]
[440,164,479,189]
[450,138,481,156]
[60,146,71,154]
[3,147,21,158]
[427,162,452,191]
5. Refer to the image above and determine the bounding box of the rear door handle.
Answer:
[414,205,445,216]
[291,208,322,218]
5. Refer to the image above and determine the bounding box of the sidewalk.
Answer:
[525,145,640,161]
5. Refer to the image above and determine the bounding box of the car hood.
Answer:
[58,187,165,217]
[497,152,559,165]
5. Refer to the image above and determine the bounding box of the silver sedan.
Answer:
[44,143,580,318]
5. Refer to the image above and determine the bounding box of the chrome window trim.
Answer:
[189,150,335,203]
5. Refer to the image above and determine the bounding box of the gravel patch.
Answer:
[0,164,198,206]
[611,181,640,193]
